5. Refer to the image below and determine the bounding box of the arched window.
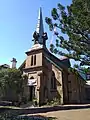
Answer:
[31,55,36,66]
[51,76,53,89]
[53,76,56,89]
[34,55,36,65]
[51,71,56,89]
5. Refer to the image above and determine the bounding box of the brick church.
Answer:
[19,8,86,105]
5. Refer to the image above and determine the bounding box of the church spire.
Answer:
[33,7,48,46]
[36,7,44,44]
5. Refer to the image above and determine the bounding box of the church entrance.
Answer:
[28,77,37,101]
[29,86,35,101]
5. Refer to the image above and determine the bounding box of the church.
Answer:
[19,8,86,105]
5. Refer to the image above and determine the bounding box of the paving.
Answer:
[19,104,90,120]
[0,104,90,120]
[26,108,90,120]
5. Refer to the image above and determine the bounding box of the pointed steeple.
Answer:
[36,7,44,44]
[32,7,48,47]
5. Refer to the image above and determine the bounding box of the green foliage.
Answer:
[45,0,90,66]
[46,98,60,106]
[0,68,24,101]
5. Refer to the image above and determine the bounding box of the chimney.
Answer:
[11,58,17,68]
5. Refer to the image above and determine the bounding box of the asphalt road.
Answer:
[27,108,90,120]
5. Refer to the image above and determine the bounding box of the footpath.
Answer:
[0,104,90,114]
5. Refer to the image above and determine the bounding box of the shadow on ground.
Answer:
[0,104,90,120]
[0,110,57,120]
[0,104,90,115]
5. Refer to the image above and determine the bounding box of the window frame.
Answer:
[51,71,56,90]
[31,55,36,66]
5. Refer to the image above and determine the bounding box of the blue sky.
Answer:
[0,0,72,68]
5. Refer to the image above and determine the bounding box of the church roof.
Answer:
[32,7,44,45]
[19,47,70,72]
[78,70,86,81]
[36,7,44,43]
[44,49,71,71]
[26,44,43,53]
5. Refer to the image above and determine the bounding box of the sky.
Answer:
[0,0,72,68]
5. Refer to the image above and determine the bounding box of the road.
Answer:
[27,108,90,120]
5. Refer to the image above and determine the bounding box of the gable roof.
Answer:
[78,71,86,81]
[19,48,71,72]
[44,49,71,71]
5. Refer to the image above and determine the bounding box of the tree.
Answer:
[0,68,24,101]
[45,0,90,66]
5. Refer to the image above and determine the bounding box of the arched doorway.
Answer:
[29,77,36,101]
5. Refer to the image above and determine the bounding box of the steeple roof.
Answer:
[36,7,44,44]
